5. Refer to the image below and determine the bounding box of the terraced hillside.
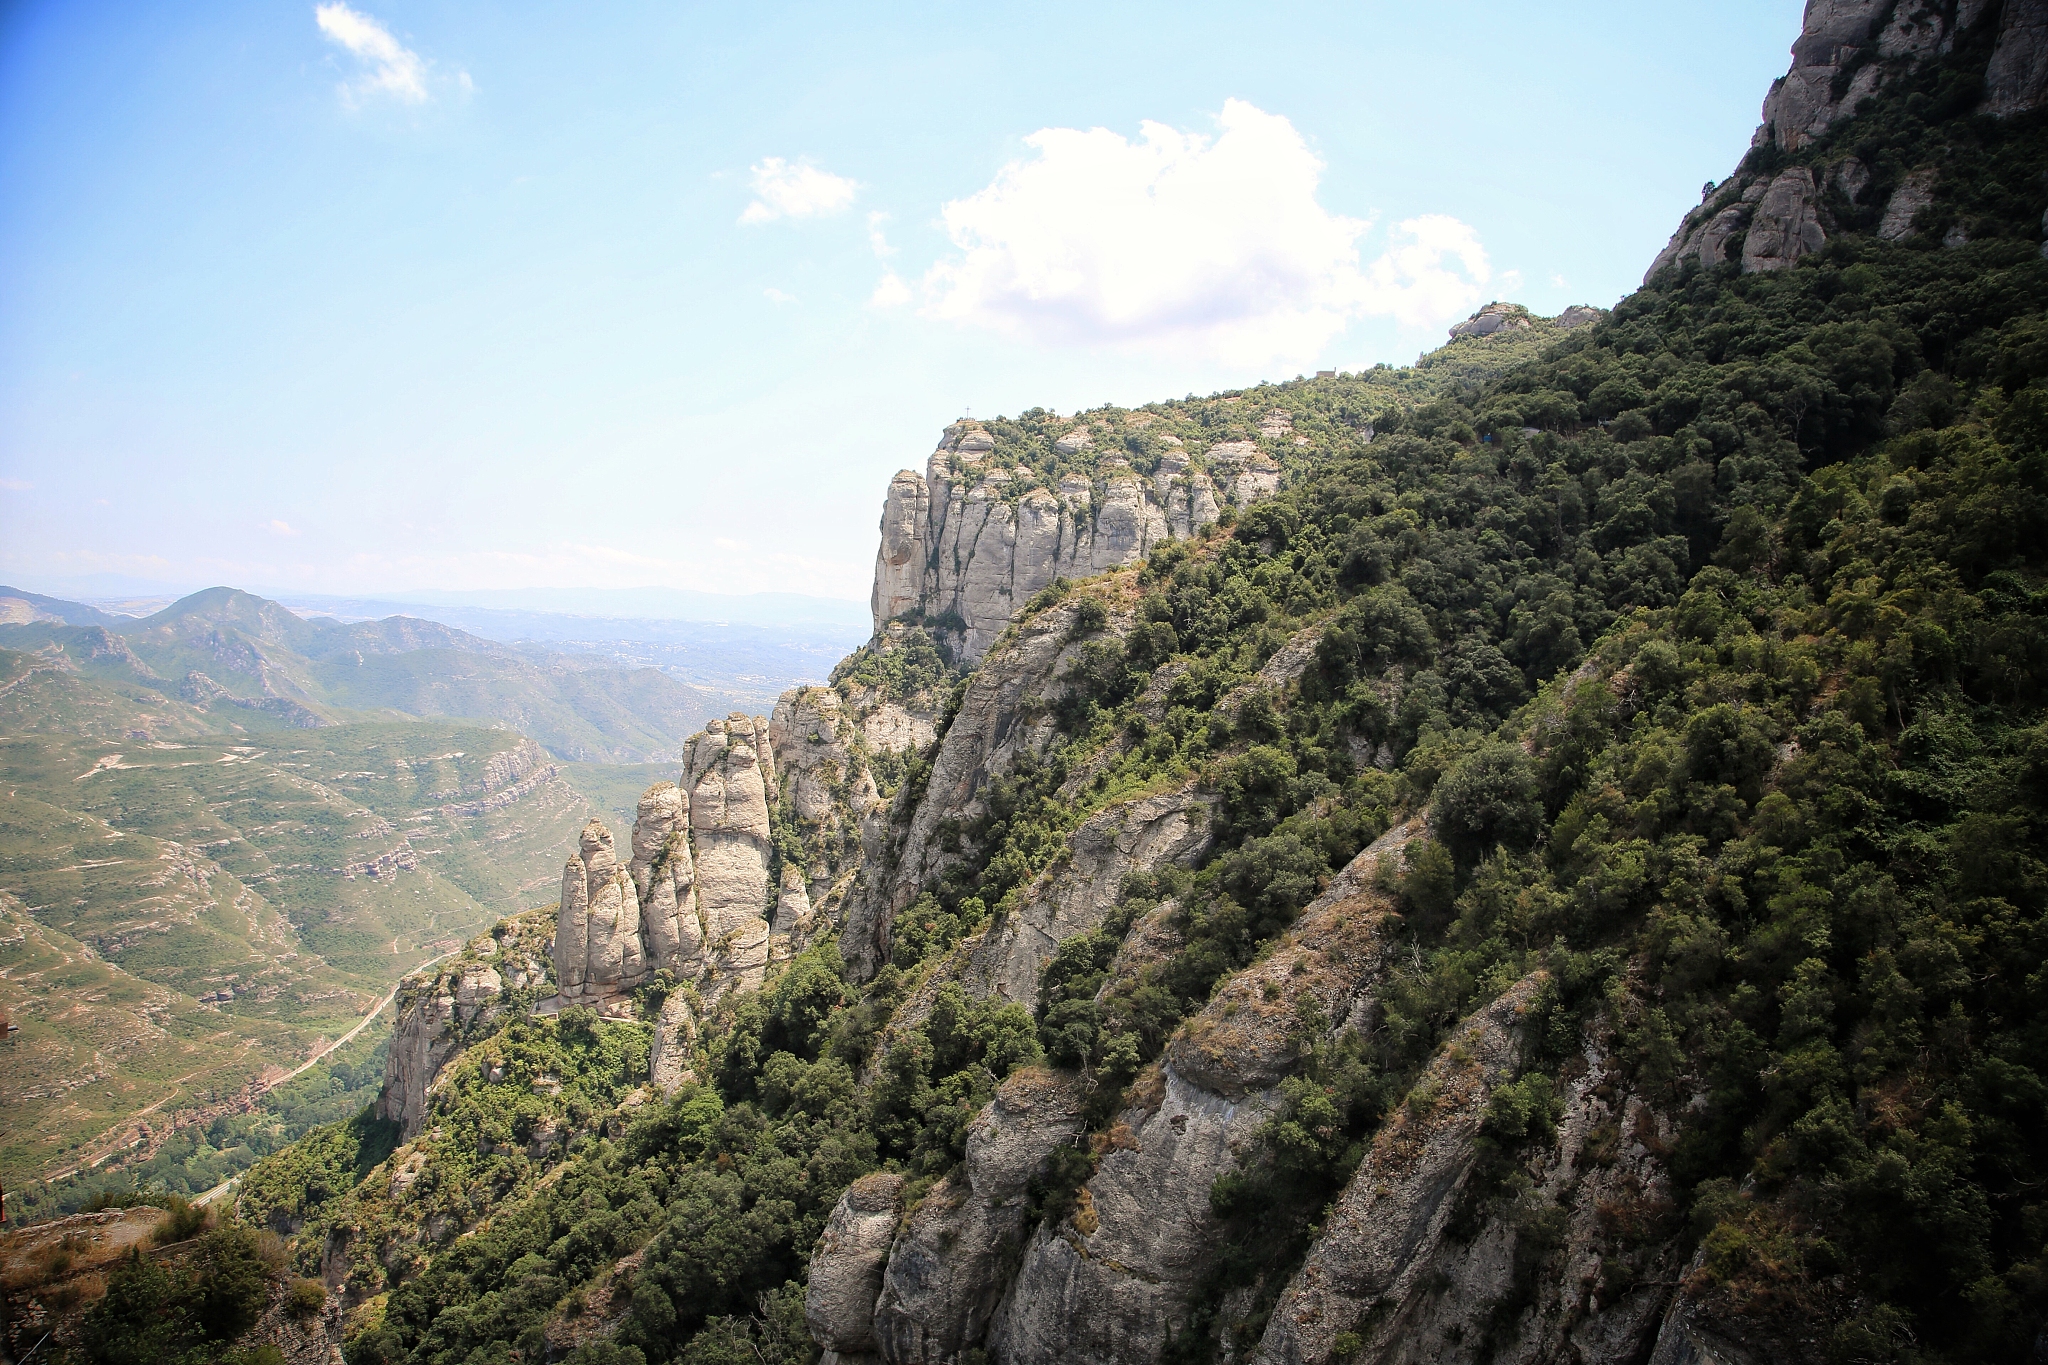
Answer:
[0,712,615,1181]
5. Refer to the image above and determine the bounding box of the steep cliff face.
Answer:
[872,421,1254,664]
[1648,0,2048,283]
[841,595,1117,981]
[377,913,553,1141]
[772,684,887,940]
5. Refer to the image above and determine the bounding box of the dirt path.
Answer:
[193,950,455,1207]
[36,949,455,1198]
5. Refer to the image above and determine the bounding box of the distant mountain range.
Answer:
[0,579,867,1190]
[0,583,860,761]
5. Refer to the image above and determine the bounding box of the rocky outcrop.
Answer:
[1878,167,1938,240]
[648,991,698,1094]
[377,915,552,1141]
[985,1062,1271,1365]
[681,715,777,991]
[844,598,1113,981]
[554,820,647,1001]
[772,685,885,930]
[963,783,1214,1009]
[1448,302,1533,339]
[978,822,1417,1365]
[551,713,780,1009]
[1752,0,1889,153]
[870,422,1237,663]
[1647,0,2036,285]
[1983,0,2048,118]
[871,1071,1089,1364]
[1254,975,1544,1365]
[1739,166,1826,271]
[808,1173,907,1360]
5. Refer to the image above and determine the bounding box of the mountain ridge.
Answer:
[18,4,2048,1364]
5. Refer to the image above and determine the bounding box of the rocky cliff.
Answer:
[377,912,553,1140]
[311,7,2043,1357]
[871,417,1264,664]
[1649,0,2048,283]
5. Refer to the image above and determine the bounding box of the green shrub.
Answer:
[286,1276,327,1318]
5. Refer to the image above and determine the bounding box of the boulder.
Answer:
[1448,302,1532,339]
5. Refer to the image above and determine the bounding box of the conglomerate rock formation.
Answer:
[1648,0,2048,283]
[871,420,1249,664]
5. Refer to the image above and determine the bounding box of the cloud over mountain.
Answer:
[920,99,1490,366]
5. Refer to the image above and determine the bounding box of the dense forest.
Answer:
[60,17,2048,1365]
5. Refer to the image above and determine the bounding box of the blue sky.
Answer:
[0,0,1806,604]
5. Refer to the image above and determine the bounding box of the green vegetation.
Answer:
[78,1218,280,1365]
[0,714,629,1187]
[201,37,2048,1359]
[7,1015,392,1227]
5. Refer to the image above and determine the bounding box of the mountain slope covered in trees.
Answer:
[44,7,2048,1364]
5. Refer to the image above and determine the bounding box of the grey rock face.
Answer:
[1829,154,1871,203]
[964,783,1214,1010]
[1645,0,2039,285]
[1984,0,2048,117]
[1755,0,1888,152]
[844,599,1107,980]
[1448,302,1533,339]
[1554,304,1603,329]
[808,1173,907,1356]
[1879,168,1938,241]
[872,1070,1089,1364]
[987,1064,1271,1365]
[648,991,697,1094]
[1740,167,1826,271]
[1254,975,1544,1365]
[377,987,458,1141]
[682,714,777,994]
[554,819,649,1002]
[772,685,884,929]
[868,421,1236,663]
[981,826,1417,1365]
[547,714,782,1013]
[1263,1027,1687,1365]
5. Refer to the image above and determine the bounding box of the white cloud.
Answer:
[0,478,30,492]
[739,158,859,224]
[870,273,912,309]
[764,287,797,304]
[867,211,896,257]
[267,519,300,537]
[920,99,1490,367]
[315,4,455,107]
[1551,273,1568,289]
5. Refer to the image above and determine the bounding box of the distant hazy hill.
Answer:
[0,585,727,762]
[0,582,844,1191]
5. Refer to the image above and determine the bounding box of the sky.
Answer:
[0,0,1808,605]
